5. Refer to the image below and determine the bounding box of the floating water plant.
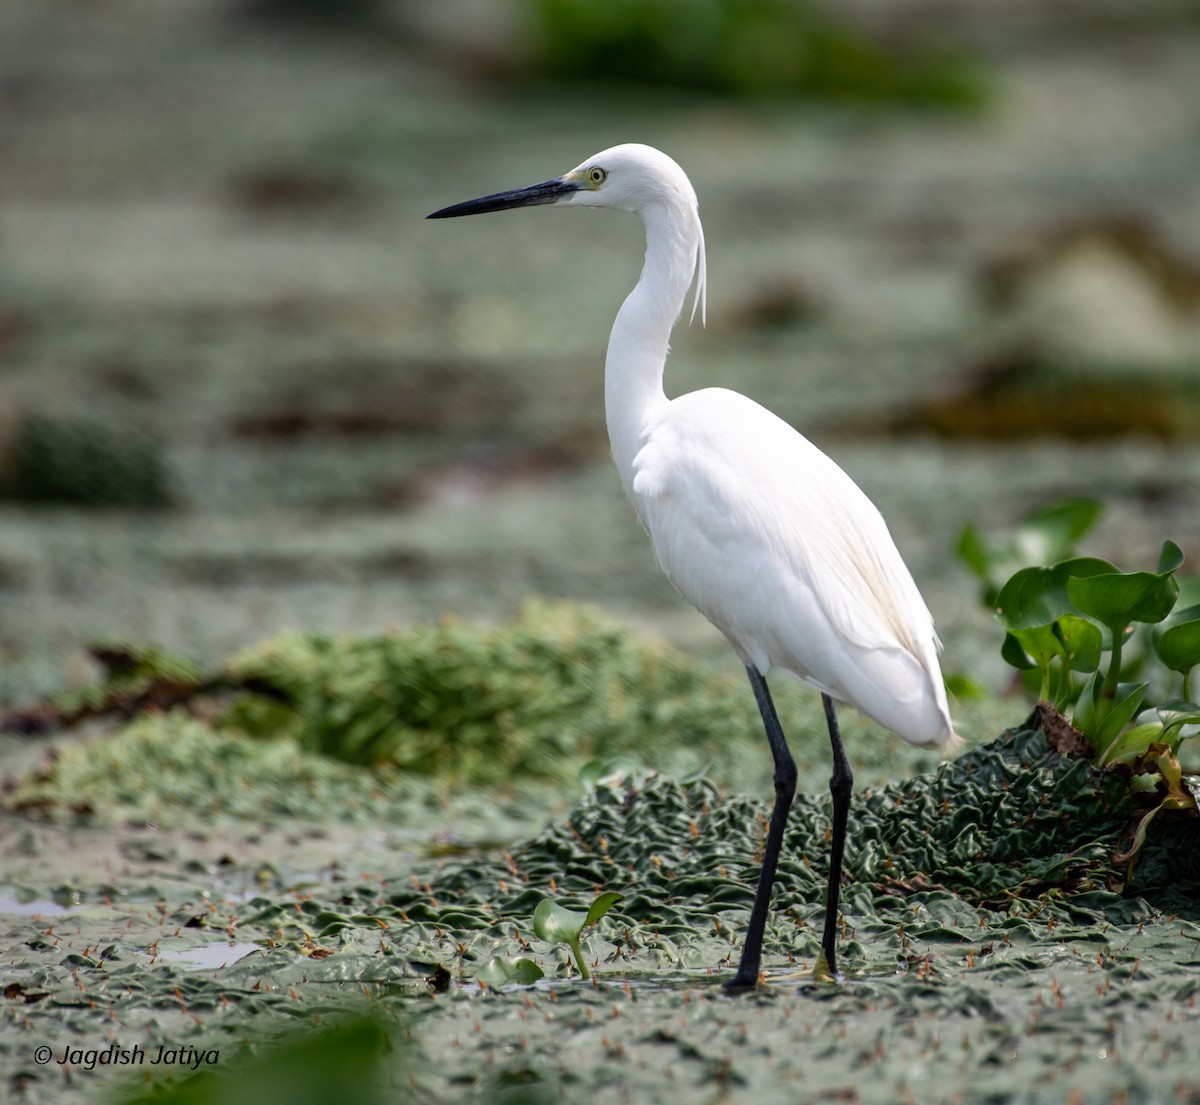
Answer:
[532,892,623,980]
[992,540,1200,754]
[525,0,988,106]
[966,504,1200,877]
[474,955,545,987]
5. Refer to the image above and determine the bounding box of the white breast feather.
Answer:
[631,388,940,678]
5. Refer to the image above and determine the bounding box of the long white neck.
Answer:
[605,201,704,500]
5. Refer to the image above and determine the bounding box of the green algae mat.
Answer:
[3,613,1199,1105]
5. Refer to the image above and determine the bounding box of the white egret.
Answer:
[428,144,961,987]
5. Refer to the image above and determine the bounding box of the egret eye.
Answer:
[587,166,607,187]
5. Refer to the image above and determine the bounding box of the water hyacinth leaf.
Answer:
[1008,624,1061,701]
[994,557,1115,630]
[957,499,1103,606]
[1095,683,1149,760]
[583,890,624,929]
[533,892,622,980]
[1000,630,1037,671]
[1156,700,1200,743]
[1010,624,1062,669]
[475,955,545,987]
[1068,569,1179,633]
[532,898,589,945]
[1056,615,1103,673]
[1155,614,1200,676]
[1157,539,1185,575]
[1095,720,1163,767]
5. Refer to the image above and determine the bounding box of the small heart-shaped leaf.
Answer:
[1155,613,1200,676]
[475,955,545,987]
[1056,614,1103,673]
[1157,539,1185,575]
[533,899,588,945]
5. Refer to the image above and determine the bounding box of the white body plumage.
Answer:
[586,143,957,751]
[429,142,961,984]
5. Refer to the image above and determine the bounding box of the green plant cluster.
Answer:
[117,1013,406,1105]
[960,499,1200,875]
[525,0,987,105]
[47,602,765,785]
[1,413,171,508]
[220,602,758,781]
[252,721,1199,982]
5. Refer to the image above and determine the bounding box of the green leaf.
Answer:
[944,673,988,699]
[1072,671,1103,738]
[1157,539,1185,575]
[532,898,589,944]
[1095,683,1149,760]
[1055,615,1103,673]
[1068,570,1179,633]
[1014,498,1104,566]
[1155,614,1200,675]
[1000,631,1036,671]
[584,890,624,928]
[1009,624,1062,669]
[955,524,990,581]
[475,955,545,987]
[1095,720,1164,767]
[1156,699,1200,744]
[994,557,1115,630]
[579,757,650,790]
[533,893,624,981]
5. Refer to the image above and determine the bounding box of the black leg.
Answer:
[819,693,853,979]
[726,666,797,990]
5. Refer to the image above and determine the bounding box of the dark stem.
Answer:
[726,667,797,990]
[820,693,853,979]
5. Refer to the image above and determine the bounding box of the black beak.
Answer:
[426,176,578,219]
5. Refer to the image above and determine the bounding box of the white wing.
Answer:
[630,387,956,748]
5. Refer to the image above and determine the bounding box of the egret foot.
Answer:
[811,948,842,984]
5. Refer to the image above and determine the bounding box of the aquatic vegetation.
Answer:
[11,602,778,786]
[6,607,1200,1105]
[3,713,408,827]
[234,719,1197,979]
[960,501,1200,878]
[115,1013,407,1105]
[532,891,623,980]
[525,0,988,105]
[0,412,171,508]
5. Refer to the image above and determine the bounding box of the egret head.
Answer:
[427,143,698,220]
[428,143,706,322]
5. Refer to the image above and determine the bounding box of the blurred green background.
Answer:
[1,0,1199,705]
